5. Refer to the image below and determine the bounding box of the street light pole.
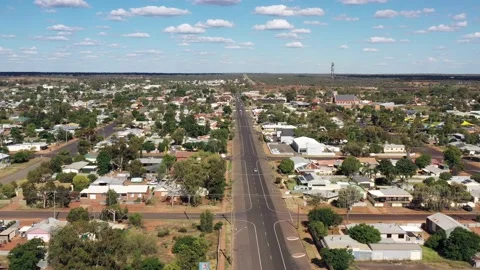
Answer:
[53,191,56,218]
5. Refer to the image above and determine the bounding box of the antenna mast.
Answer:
[331,62,335,80]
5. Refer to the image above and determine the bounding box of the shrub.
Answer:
[214,222,223,231]
[157,229,170,238]
[178,228,187,233]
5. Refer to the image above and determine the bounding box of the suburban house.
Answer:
[26,218,68,242]
[367,187,413,207]
[0,227,18,242]
[7,142,48,152]
[62,161,90,174]
[426,212,469,237]
[80,185,150,202]
[289,156,310,171]
[303,190,339,203]
[449,176,480,191]
[322,235,372,260]
[383,144,406,154]
[422,165,450,176]
[347,223,407,242]
[351,175,374,188]
[0,153,10,169]
[321,235,422,261]
[297,173,331,189]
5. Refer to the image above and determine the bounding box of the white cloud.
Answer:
[399,39,410,43]
[427,24,455,32]
[464,32,480,38]
[457,39,471,43]
[374,9,398,18]
[136,49,163,55]
[375,8,435,18]
[34,35,69,41]
[275,33,299,39]
[34,0,89,8]
[254,5,325,16]
[130,6,190,16]
[74,38,99,46]
[107,6,190,20]
[47,24,82,31]
[285,41,304,48]
[181,36,235,43]
[164,24,205,34]
[372,24,384,29]
[225,42,254,49]
[193,0,241,6]
[304,21,327,26]
[126,54,137,57]
[339,45,348,49]
[21,47,38,55]
[52,52,70,57]
[195,19,234,28]
[385,56,394,60]
[1,34,16,38]
[178,42,189,46]
[363,48,379,52]
[96,25,110,29]
[108,43,124,48]
[367,36,395,43]
[427,57,437,62]
[413,30,428,34]
[452,13,467,21]
[339,0,387,4]
[0,47,12,53]
[57,31,73,36]
[253,19,294,30]
[98,32,107,36]
[79,50,92,54]
[434,46,446,50]
[292,28,311,33]
[454,21,467,27]
[333,14,359,21]
[122,33,151,38]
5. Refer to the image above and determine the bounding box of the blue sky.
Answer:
[0,0,479,73]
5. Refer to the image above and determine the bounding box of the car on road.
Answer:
[253,168,258,173]
[463,205,473,212]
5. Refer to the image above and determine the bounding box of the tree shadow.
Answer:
[311,258,326,268]
[303,237,314,245]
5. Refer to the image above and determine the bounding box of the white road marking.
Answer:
[235,220,263,270]
[273,220,288,270]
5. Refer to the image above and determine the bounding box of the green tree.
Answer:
[337,186,362,209]
[172,236,208,270]
[162,154,177,170]
[143,141,156,153]
[443,146,463,170]
[12,150,34,163]
[25,123,37,138]
[128,159,146,178]
[442,227,480,261]
[377,159,397,183]
[10,127,24,144]
[340,156,361,176]
[309,221,327,240]
[471,174,480,183]
[128,213,143,227]
[320,248,354,270]
[106,189,118,206]
[171,128,186,145]
[1,183,16,198]
[439,172,452,181]
[395,158,417,181]
[141,257,164,270]
[284,88,297,102]
[72,175,90,191]
[200,210,214,233]
[8,238,45,270]
[163,263,181,270]
[348,223,381,244]
[278,158,294,174]
[96,150,112,175]
[308,208,343,228]
[223,105,232,115]
[415,154,431,169]
[425,231,446,250]
[77,139,91,155]
[66,207,90,223]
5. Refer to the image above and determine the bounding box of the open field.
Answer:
[421,246,472,269]
[144,220,219,268]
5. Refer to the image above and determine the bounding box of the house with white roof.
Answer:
[62,161,90,174]
[367,187,413,207]
[291,137,336,156]
[426,212,469,237]
[383,144,406,153]
[80,185,150,202]
[289,156,310,171]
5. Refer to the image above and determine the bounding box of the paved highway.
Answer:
[231,95,310,270]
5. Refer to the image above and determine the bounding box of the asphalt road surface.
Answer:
[0,123,116,184]
[415,146,480,175]
[230,96,311,270]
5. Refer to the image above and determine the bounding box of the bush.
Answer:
[178,228,187,233]
[309,221,327,240]
[275,177,282,184]
[214,222,223,231]
[320,248,354,270]
[200,210,214,233]
[157,229,170,238]
[476,215,480,222]
[425,231,446,250]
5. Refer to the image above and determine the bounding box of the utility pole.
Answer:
[297,204,300,229]
[53,191,56,218]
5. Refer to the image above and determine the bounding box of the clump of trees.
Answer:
[171,236,209,270]
[200,210,214,233]
[348,224,381,244]
[412,181,471,211]
[278,158,294,174]
[425,227,480,262]
[308,208,343,228]
[8,238,46,270]
[320,248,354,270]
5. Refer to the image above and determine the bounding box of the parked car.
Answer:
[463,205,473,212]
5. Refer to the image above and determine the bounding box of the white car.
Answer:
[253,168,258,173]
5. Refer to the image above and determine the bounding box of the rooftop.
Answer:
[64,161,90,171]
[427,212,468,232]
[347,223,405,235]
[369,243,422,251]
[322,235,370,251]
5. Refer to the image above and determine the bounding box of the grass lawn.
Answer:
[421,246,471,269]
[286,180,296,191]
[0,158,42,179]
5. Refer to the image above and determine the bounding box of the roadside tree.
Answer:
[340,156,361,177]
[348,224,381,244]
[308,208,343,228]
[66,207,90,223]
[278,158,294,174]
